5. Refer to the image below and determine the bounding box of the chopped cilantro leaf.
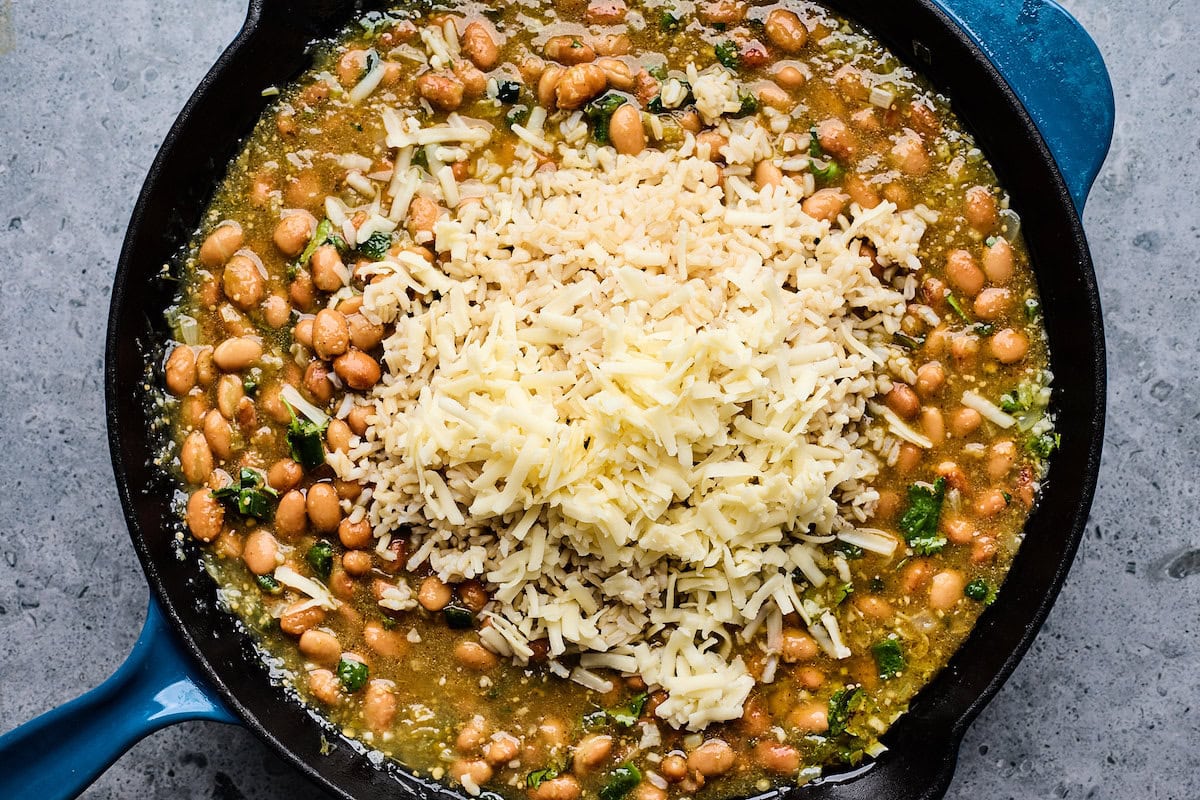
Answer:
[714,41,739,69]
[660,8,682,30]
[833,539,864,559]
[898,477,947,555]
[1024,297,1041,320]
[1027,431,1061,459]
[964,578,997,604]
[730,90,758,118]
[599,763,642,800]
[827,686,864,736]
[893,332,925,350]
[526,767,559,789]
[443,605,475,629]
[585,92,626,145]
[284,401,327,470]
[647,64,668,81]
[871,638,906,679]
[336,656,369,692]
[357,231,392,260]
[256,574,281,594]
[607,692,648,727]
[946,293,972,323]
[505,104,531,129]
[211,468,278,520]
[306,540,334,579]
[834,581,854,605]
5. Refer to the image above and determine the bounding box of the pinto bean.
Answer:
[854,594,894,620]
[688,739,735,777]
[186,488,224,542]
[310,245,346,292]
[965,186,999,232]
[973,287,1012,320]
[212,337,262,372]
[202,410,233,460]
[263,294,292,328]
[267,459,303,492]
[983,238,1015,284]
[572,734,613,773]
[929,570,966,610]
[461,21,499,70]
[299,628,342,667]
[180,431,213,484]
[609,104,645,155]
[945,249,985,297]
[303,360,334,404]
[280,602,326,636]
[780,628,818,663]
[347,314,385,351]
[885,383,920,419]
[754,740,800,774]
[274,211,316,257]
[417,73,465,111]
[418,576,452,611]
[538,65,564,109]
[915,361,945,398]
[364,620,409,658]
[334,349,382,390]
[990,328,1029,364]
[754,160,783,189]
[275,490,308,538]
[165,346,197,396]
[454,640,499,670]
[308,668,341,704]
[788,702,829,734]
[949,406,982,437]
[816,117,855,160]
[312,309,350,360]
[306,482,341,532]
[556,63,607,110]
[222,253,265,311]
[765,8,808,53]
[544,35,595,65]
[338,517,373,550]
[343,549,372,576]
[529,776,581,800]
[802,188,849,222]
[199,223,244,268]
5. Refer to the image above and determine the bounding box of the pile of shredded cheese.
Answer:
[328,97,934,730]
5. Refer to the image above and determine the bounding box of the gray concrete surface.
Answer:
[0,1,1196,798]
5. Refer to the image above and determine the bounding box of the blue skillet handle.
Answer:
[0,599,236,800]
[929,0,1115,212]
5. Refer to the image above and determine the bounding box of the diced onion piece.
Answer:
[348,50,385,104]
[961,390,1017,428]
[869,85,895,109]
[281,384,330,426]
[274,566,338,610]
[176,315,200,346]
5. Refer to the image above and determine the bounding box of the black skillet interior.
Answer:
[106,1,1105,798]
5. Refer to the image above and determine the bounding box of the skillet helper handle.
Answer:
[0,600,235,800]
[929,0,1115,212]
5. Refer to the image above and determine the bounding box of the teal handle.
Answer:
[0,600,235,800]
[929,0,1115,212]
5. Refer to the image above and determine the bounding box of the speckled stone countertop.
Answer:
[0,1,1196,798]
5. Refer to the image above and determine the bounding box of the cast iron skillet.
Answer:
[0,1,1113,798]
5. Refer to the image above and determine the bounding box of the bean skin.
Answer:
[212,337,262,371]
[572,734,613,773]
[280,602,326,636]
[364,679,398,733]
[180,431,213,484]
[267,459,303,492]
[222,253,265,312]
[312,309,350,360]
[347,314,385,351]
[186,489,224,542]
[754,740,801,774]
[311,245,346,292]
[338,517,373,549]
[529,776,581,800]
[989,328,1029,363]
[306,482,342,532]
[275,490,309,538]
[198,223,243,268]
[764,8,808,53]
[417,73,465,112]
[965,186,999,232]
[802,188,848,222]
[418,576,452,611]
[274,211,316,257]
[555,63,607,111]
[788,702,829,734]
[299,629,342,666]
[243,530,279,575]
[544,35,596,65]
[165,346,197,396]
[609,104,646,156]
[779,628,818,663]
[688,739,735,777]
[334,349,382,390]
[454,640,499,671]
[202,410,233,460]
[929,570,966,609]
[307,668,341,704]
[364,620,409,658]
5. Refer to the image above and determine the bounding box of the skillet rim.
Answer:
[105,2,1106,798]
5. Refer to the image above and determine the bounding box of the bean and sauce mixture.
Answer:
[160,1,1056,798]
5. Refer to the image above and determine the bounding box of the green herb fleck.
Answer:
[898,477,947,555]
[526,767,559,789]
[242,376,258,395]
[298,218,334,265]
[357,231,392,261]
[256,574,281,595]
[582,709,610,729]
[1027,431,1061,459]
[607,692,648,727]
[1024,297,1041,320]
[868,576,885,593]
[871,639,906,679]
[599,763,642,800]
[965,578,997,604]
[212,468,278,520]
[284,401,328,470]
[306,540,334,579]
[647,64,668,81]
[834,582,854,605]
[833,539,864,560]
[946,293,972,323]
[893,332,925,350]
[660,8,682,30]
[336,656,369,692]
[585,92,627,145]
[505,104,531,129]
[443,605,475,629]
[495,80,521,104]
[730,90,758,118]
[714,41,739,69]
[827,686,864,736]
[972,322,996,337]
[411,147,429,170]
